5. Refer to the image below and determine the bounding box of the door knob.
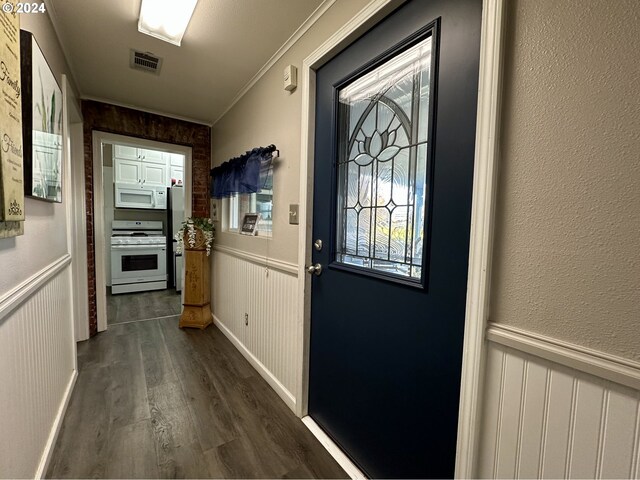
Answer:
[306,263,323,276]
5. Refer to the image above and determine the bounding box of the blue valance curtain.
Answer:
[210,144,276,199]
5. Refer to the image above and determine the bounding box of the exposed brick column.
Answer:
[82,100,211,336]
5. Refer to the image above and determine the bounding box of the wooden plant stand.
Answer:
[179,247,212,329]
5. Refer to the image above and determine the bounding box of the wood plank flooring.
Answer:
[46,317,347,479]
[107,288,182,324]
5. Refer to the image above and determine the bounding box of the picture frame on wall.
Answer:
[240,213,260,236]
[20,29,63,203]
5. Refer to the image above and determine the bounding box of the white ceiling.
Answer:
[47,0,325,125]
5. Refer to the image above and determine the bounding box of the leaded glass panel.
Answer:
[335,36,432,281]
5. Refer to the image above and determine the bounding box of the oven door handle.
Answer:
[111,244,166,250]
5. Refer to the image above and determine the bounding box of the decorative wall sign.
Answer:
[0,8,25,238]
[240,213,260,235]
[20,29,62,203]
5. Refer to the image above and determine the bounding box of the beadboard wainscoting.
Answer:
[0,255,77,478]
[477,323,640,479]
[212,246,299,411]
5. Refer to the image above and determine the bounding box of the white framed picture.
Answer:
[20,30,63,203]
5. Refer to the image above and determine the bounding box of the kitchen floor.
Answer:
[107,288,182,324]
[46,317,346,479]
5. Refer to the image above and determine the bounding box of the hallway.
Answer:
[46,317,346,479]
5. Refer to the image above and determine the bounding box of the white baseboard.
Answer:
[302,416,367,479]
[36,369,78,479]
[213,315,296,412]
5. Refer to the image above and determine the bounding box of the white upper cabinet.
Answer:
[170,165,184,185]
[114,158,142,184]
[114,145,138,161]
[114,145,166,164]
[169,153,185,166]
[142,163,167,187]
[139,148,166,165]
[113,144,184,188]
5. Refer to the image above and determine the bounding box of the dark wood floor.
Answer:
[107,288,182,324]
[46,317,347,479]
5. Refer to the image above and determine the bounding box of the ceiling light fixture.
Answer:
[138,0,198,46]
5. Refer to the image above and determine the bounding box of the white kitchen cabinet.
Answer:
[140,148,165,165]
[114,145,168,185]
[169,153,185,166]
[114,145,166,164]
[114,158,167,186]
[142,162,168,187]
[114,145,138,161]
[169,165,184,186]
[114,158,142,184]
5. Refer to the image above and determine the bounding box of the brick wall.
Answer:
[82,100,211,336]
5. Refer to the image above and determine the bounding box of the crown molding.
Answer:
[212,0,337,126]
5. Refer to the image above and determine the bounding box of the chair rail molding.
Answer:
[0,254,71,324]
[487,323,640,391]
[213,244,298,276]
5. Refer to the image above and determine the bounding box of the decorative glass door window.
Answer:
[335,35,434,283]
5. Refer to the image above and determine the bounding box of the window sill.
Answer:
[225,228,272,239]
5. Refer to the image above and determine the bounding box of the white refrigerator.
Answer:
[168,186,184,291]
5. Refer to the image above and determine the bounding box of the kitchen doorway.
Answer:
[92,132,193,331]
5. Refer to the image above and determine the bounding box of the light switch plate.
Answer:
[289,204,299,225]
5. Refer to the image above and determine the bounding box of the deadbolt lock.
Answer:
[313,239,323,251]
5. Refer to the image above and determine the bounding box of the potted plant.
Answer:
[175,217,215,256]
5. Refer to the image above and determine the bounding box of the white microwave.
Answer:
[115,184,167,210]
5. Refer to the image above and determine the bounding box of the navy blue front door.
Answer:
[308,1,482,477]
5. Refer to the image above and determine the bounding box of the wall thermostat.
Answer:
[284,65,297,91]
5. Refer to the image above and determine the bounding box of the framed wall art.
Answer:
[240,213,260,235]
[0,11,25,238]
[20,29,63,203]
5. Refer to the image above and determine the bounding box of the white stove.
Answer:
[110,220,167,294]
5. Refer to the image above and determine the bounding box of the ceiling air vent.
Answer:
[130,49,163,75]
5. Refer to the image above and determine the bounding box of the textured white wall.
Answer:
[491,0,640,361]
[211,0,371,264]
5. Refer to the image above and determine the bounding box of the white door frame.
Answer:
[63,77,90,343]
[92,131,193,332]
[294,0,506,477]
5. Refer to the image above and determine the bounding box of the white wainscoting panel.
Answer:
[477,326,640,479]
[0,256,76,478]
[212,248,299,410]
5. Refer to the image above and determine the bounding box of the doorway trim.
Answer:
[295,0,506,477]
[92,131,193,332]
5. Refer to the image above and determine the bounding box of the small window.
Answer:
[228,190,273,236]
